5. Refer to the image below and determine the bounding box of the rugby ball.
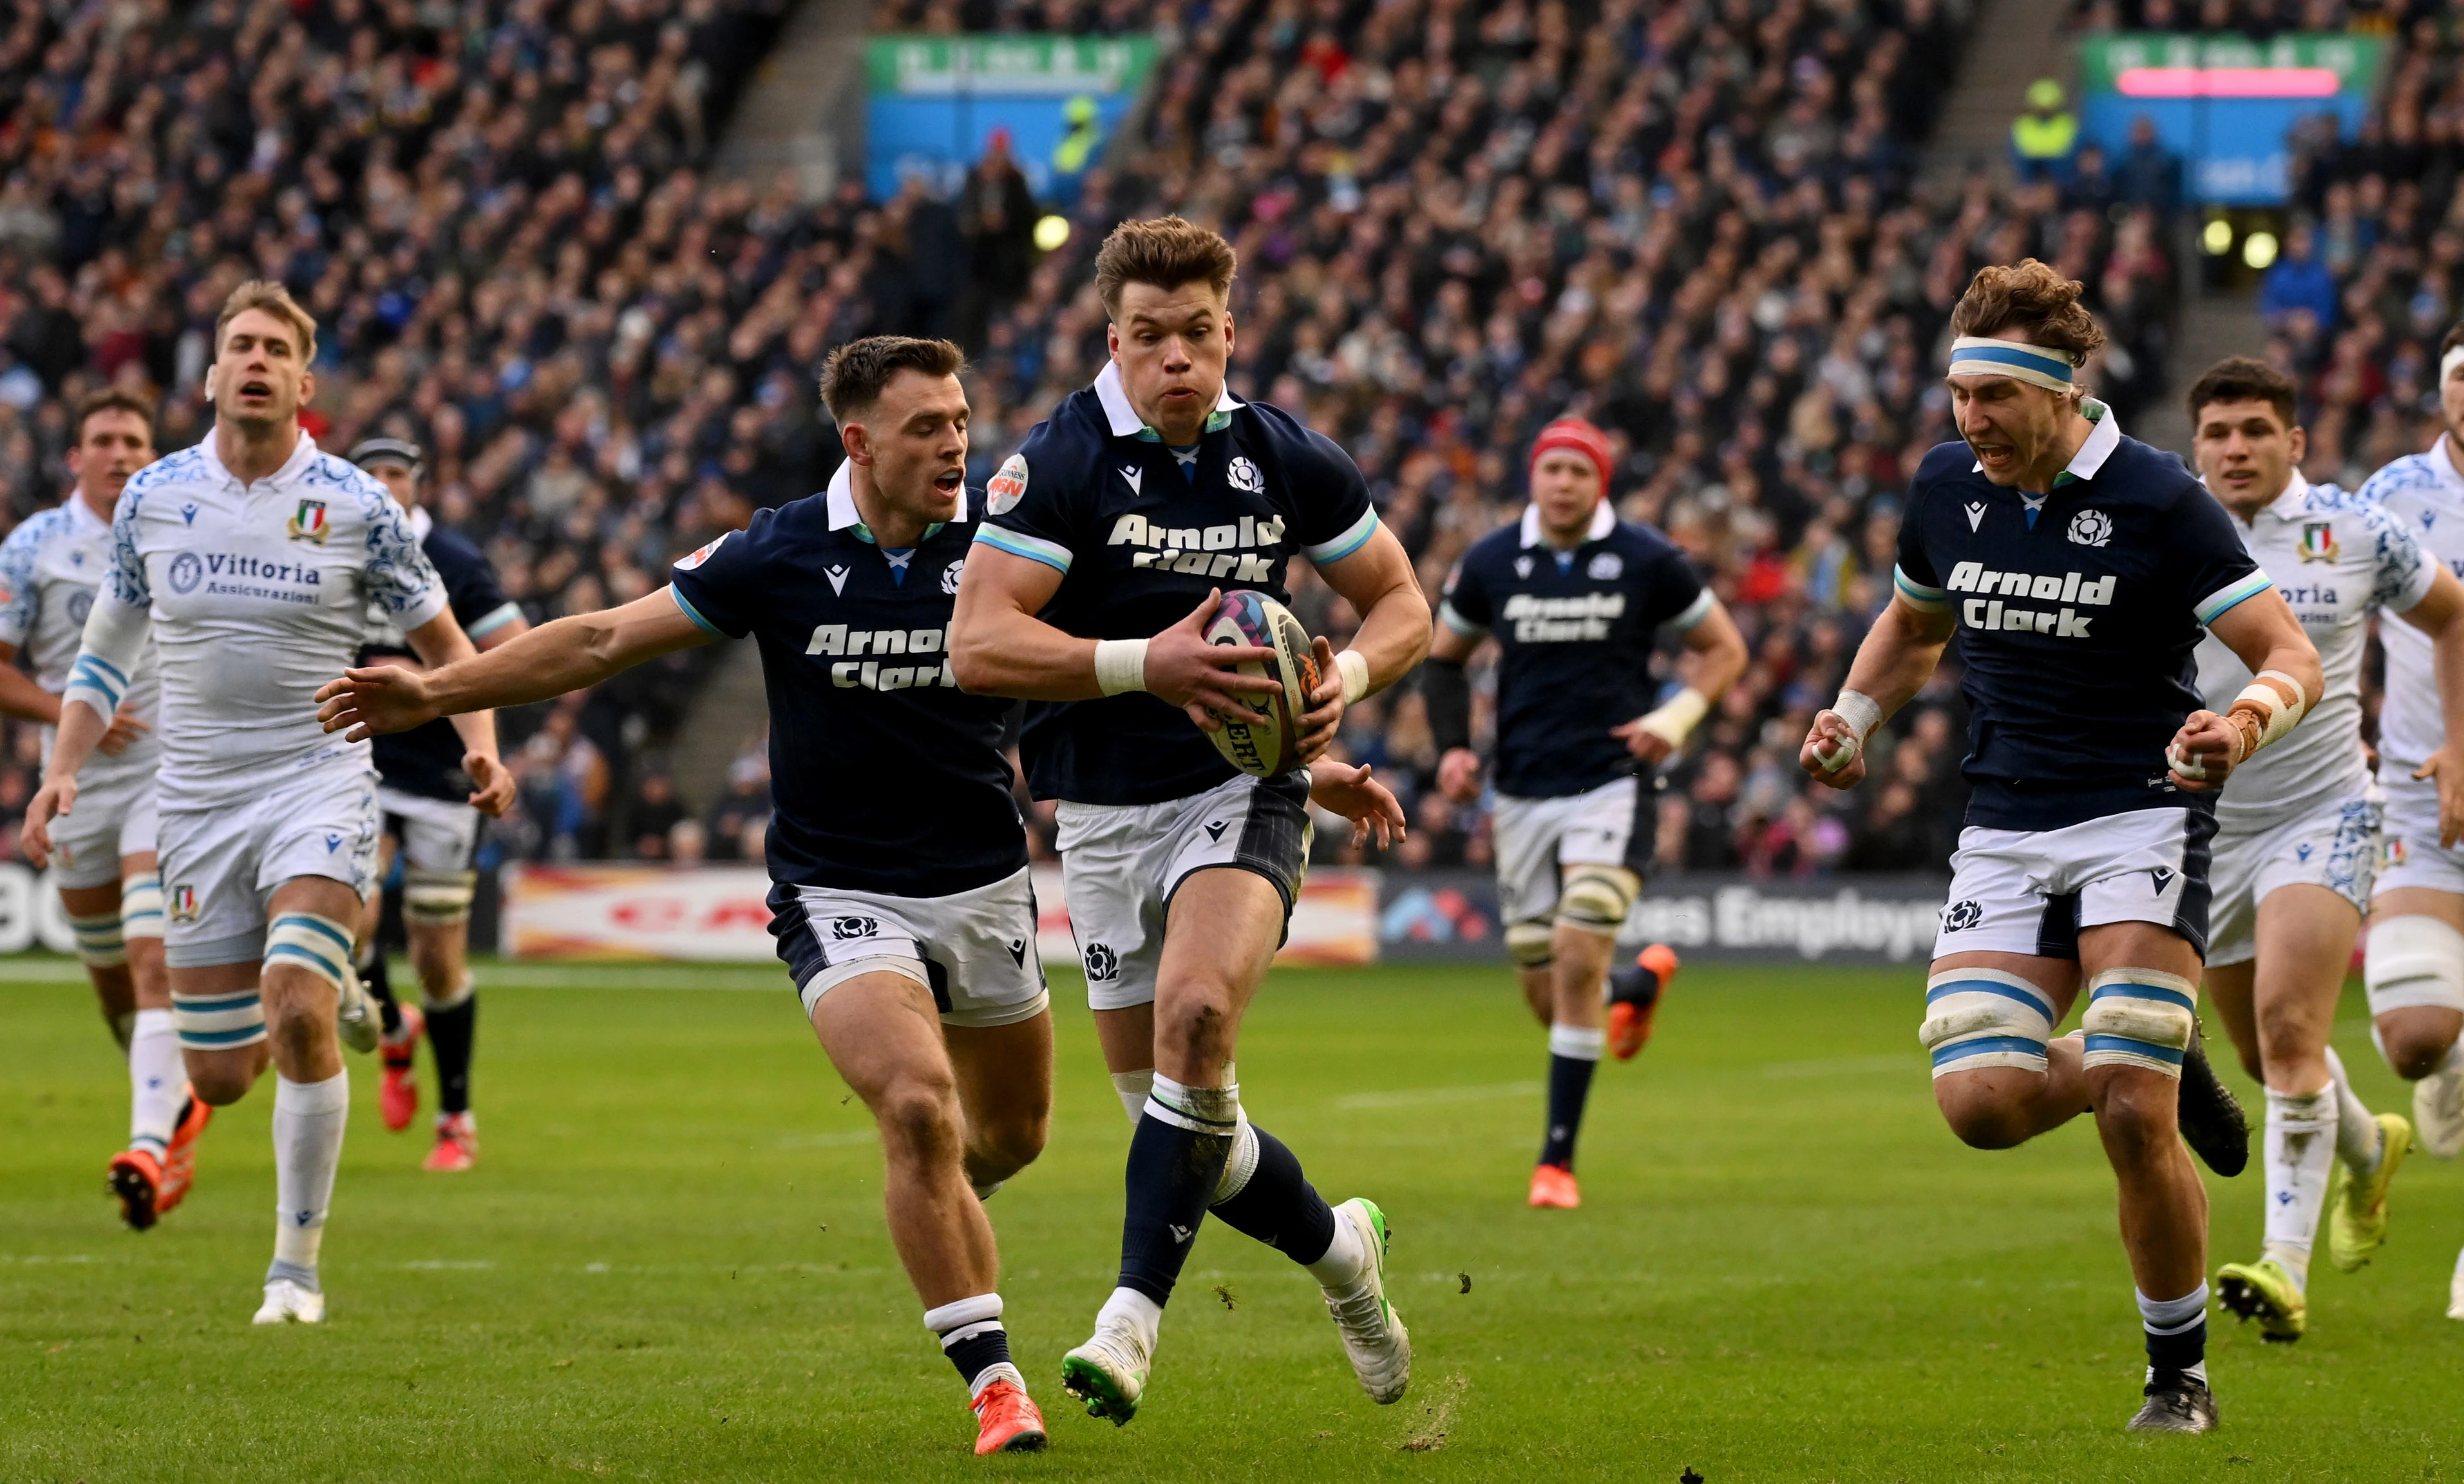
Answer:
[1201,590,1321,778]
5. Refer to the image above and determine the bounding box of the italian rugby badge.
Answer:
[287,498,329,543]
[2298,521,2338,563]
[987,454,1028,515]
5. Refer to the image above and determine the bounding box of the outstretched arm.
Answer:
[1797,595,1957,787]
[318,587,714,740]
[400,608,515,817]
[1424,619,1486,801]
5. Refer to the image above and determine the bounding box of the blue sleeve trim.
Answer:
[1303,509,1379,566]
[2194,571,2274,626]
[668,585,725,637]
[1437,601,1488,638]
[972,525,1074,574]
[466,601,524,638]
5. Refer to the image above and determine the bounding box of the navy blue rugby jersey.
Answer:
[973,363,1380,805]
[359,509,526,802]
[1893,403,2272,832]
[668,464,1028,897]
[1439,500,1711,798]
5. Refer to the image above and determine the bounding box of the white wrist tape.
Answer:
[1093,638,1150,696]
[2232,668,2308,754]
[1814,689,1883,771]
[1334,648,1370,706]
[1636,686,1711,748]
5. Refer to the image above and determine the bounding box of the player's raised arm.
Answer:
[1797,589,1957,787]
[2166,585,2322,794]
[316,585,715,740]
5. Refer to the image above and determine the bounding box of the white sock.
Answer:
[2262,1085,2335,1291]
[1095,1285,1162,1354]
[126,1008,184,1156]
[1110,1069,1155,1125]
[269,1070,349,1286]
[2322,1047,2382,1174]
[1304,1205,1369,1289]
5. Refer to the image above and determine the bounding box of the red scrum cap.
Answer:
[1530,418,1613,502]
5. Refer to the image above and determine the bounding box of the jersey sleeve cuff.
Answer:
[1437,601,1488,638]
[1892,565,1950,612]
[64,653,128,713]
[2390,558,2441,616]
[395,586,450,634]
[972,525,1073,575]
[2195,570,2274,625]
[668,583,728,637]
[1667,588,1716,631]
[466,601,524,639]
[1302,509,1379,566]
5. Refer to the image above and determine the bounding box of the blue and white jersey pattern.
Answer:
[2195,475,2432,827]
[70,430,445,805]
[0,495,159,791]
[2359,439,2464,772]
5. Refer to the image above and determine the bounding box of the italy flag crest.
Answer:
[288,498,329,543]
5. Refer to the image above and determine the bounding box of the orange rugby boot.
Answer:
[108,1148,165,1231]
[1528,1163,1581,1209]
[380,1003,425,1132]
[972,1378,1048,1454]
[155,1091,213,1216]
[1607,943,1680,1061]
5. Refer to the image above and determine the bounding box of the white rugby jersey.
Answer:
[2360,438,2464,771]
[0,494,160,791]
[62,430,446,805]
[2195,473,2434,823]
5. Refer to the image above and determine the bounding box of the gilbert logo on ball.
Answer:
[987,454,1029,515]
[1199,590,1320,778]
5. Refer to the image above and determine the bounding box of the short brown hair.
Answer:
[1092,216,1238,316]
[73,387,156,442]
[817,336,966,422]
[214,279,318,361]
[1947,259,2106,368]
[2186,355,2298,430]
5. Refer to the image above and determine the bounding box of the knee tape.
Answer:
[119,870,163,943]
[1919,969,2056,1077]
[2080,968,2199,1077]
[1506,920,1557,969]
[67,909,126,968]
[404,867,478,926]
[2364,916,2464,1016]
[1555,865,1639,935]
[263,913,358,993]
[172,986,266,1049]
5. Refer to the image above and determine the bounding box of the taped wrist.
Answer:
[1814,689,1882,772]
[2226,668,2308,759]
[1094,638,1150,696]
[1334,648,1371,706]
[1423,657,1472,756]
[1636,687,1710,749]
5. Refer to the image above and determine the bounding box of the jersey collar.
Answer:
[65,489,109,534]
[1092,362,1242,441]
[1519,497,1615,549]
[1967,397,2120,491]
[198,426,319,491]
[824,460,946,547]
[2263,471,2315,522]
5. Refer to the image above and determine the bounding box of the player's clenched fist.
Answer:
[2164,708,2246,792]
[314,664,441,742]
[18,773,77,868]
[1141,588,1285,734]
[1798,709,1868,788]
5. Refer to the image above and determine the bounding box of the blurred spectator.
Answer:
[2116,117,2184,221]
[625,771,687,859]
[2012,79,2080,183]
[2260,224,2339,332]
[704,746,773,862]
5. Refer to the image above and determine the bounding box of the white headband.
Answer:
[1946,336,2076,393]
[2441,344,2464,386]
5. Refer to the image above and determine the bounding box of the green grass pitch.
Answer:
[5,957,2462,1482]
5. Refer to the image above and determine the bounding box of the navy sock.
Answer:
[942,1324,1013,1392]
[1117,1081,1236,1304]
[1208,1122,1338,1265]
[363,952,404,1041]
[1539,1026,1604,1170]
[2142,1290,2208,1382]
[426,994,476,1114]
[1607,961,1661,1008]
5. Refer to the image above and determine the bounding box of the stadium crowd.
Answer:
[0,0,2235,881]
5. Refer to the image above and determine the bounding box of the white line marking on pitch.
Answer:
[1336,1081,1542,1110]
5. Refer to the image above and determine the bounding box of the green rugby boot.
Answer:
[2217,1256,2306,1342]
[2327,1113,2413,1273]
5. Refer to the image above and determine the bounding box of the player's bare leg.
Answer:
[1070,867,1407,1421]
[2367,888,2464,1142]
[945,1010,1053,1198]
[1928,953,2089,1149]
[1530,912,1614,1208]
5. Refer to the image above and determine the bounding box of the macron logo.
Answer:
[1966,502,1986,532]
[1121,464,1144,496]
[1168,1224,1194,1244]
[825,565,850,596]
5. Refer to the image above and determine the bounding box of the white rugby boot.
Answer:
[252,1278,325,1325]
[1059,1318,1151,1425]
[2415,1052,2464,1159]
[334,968,380,1055]
[2450,1246,2464,1322]
[1322,1197,1410,1404]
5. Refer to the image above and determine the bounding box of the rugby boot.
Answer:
[1528,1163,1580,1209]
[2177,1020,2250,1177]
[2216,1257,2306,1342]
[2449,1245,2464,1320]
[2415,1052,2463,1159]
[2326,1113,2412,1273]
[971,1378,1047,1454]
[155,1091,213,1216]
[1607,944,1679,1061]
[106,1148,164,1232]
[251,1278,325,1325]
[379,1002,424,1132]
[2127,1374,2219,1433]
[1060,1320,1150,1425]
[1322,1197,1410,1404]
[424,1111,478,1172]
[336,966,381,1054]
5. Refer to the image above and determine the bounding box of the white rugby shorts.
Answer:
[2204,791,2382,968]
[1054,769,1313,1011]
[1932,805,2215,961]
[50,767,158,890]
[2373,763,2464,897]
[770,864,1047,1029]
[157,767,381,967]
[379,785,481,874]
[1491,775,1651,927]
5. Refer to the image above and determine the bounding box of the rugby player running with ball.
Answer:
[1799,262,2321,1434]
[1427,415,1747,1208]
[952,217,1429,1423]
[2183,357,2464,1341]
